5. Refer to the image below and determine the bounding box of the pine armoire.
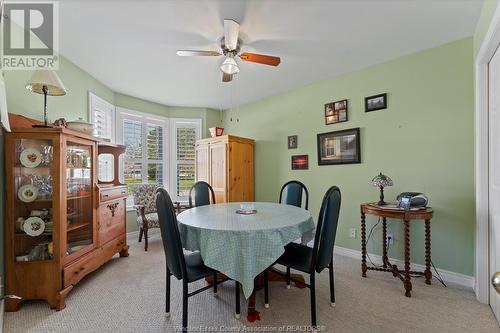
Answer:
[195,135,254,203]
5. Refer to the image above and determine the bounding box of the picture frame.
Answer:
[325,99,348,125]
[291,155,309,170]
[365,93,387,112]
[317,127,361,165]
[288,135,298,149]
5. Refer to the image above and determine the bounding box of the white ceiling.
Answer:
[58,0,483,109]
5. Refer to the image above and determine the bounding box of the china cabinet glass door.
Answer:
[65,141,94,257]
[13,138,54,262]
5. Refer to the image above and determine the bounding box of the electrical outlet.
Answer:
[349,228,357,239]
[386,231,394,245]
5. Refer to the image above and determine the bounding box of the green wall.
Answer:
[115,93,167,116]
[115,93,221,138]
[222,38,475,276]
[474,0,499,57]
[169,106,222,138]
[3,56,114,123]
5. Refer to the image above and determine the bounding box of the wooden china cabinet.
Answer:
[4,126,129,311]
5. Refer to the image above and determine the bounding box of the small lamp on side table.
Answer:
[25,70,67,127]
[371,172,393,206]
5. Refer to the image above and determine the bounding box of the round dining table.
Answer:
[177,202,314,319]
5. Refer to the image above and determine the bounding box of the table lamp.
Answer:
[371,172,393,206]
[25,70,67,127]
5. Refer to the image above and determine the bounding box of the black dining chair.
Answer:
[279,180,309,210]
[268,185,341,327]
[155,188,240,332]
[188,181,216,208]
[279,180,310,286]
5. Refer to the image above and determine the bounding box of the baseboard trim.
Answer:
[123,231,475,289]
[333,245,475,289]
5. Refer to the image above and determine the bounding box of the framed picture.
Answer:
[317,127,361,165]
[291,155,309,170]
[288,135,298,149]
[365,93,387,112]
[325,99,348,125]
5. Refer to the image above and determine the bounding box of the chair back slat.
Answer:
[156,188,187,280]
[312,186,341,273]
[279,180,309,210]
[189,181,216,208]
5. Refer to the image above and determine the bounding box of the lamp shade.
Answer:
[371,172,393,187]
[220,56,239,75]
[26,70,67,96]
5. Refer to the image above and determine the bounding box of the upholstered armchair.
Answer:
[132,184,160,251]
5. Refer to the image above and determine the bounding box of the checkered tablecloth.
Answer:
[177,202,314,298]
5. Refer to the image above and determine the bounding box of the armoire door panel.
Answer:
[227,142,254,202]
[195,145,209,182]
[209,143,227,191]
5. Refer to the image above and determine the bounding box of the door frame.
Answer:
[475,1,500,304]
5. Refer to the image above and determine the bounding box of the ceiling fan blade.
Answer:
[224,19,239,50]
[176,50,221,57]
[222,72,233,82]
[239,53,281,66]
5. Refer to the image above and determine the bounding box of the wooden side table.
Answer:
[360,203,434,297]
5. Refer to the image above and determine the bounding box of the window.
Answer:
[89,92,114,141]
[116,109,201,204]
[170,119,201,200]
[116,108,168,204]
[88,92,115,181]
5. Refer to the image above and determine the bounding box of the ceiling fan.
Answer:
[176,19,281,82]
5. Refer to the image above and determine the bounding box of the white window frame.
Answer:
[169,118,202,202]
[475,1,500,304]
[116,107,169,207]
[88,91,115,142]
[89,92,116,182]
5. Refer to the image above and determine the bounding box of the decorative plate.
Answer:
[20,148,42,168]
[23,216,45,236]
[18,185,38,202]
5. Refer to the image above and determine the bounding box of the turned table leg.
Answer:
[424,219,432,285]
[382,217,388,268]
[403,219,412,297]
[361,212,367,277]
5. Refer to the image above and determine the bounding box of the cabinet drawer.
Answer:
[100,186,127,202]
[102,234,126,259]
[63,250,100,288]
[98,199,126,245]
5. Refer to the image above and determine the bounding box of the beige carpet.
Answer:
[4,233,499,333]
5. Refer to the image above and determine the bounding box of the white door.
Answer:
[488,44,500,323]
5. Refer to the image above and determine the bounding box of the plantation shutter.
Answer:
[176,126,197,198]
[89,92,115,181]
[146,123,164,185]
[89,92,114,141]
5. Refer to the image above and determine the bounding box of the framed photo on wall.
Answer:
[291,155,309,170]
[288,135,298,149]
[365,93,387,112]
[325,99,348,125]
[317,127,361,165]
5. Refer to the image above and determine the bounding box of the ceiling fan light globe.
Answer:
[220,57,239,75]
